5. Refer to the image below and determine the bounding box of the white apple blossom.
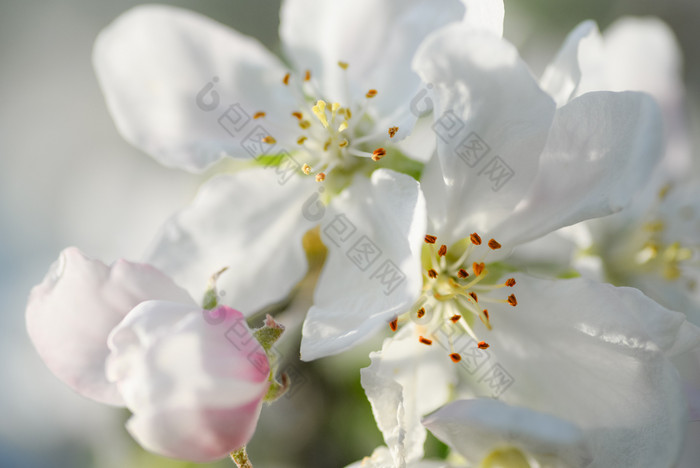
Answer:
[92,0,473,311]
[302,22,664,360]
[26,248,271,462]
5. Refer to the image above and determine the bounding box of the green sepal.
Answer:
[252,315,285,354]
[263,372,290,403]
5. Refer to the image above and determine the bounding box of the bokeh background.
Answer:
[1,1,698,467]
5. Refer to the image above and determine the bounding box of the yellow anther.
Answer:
[315,172,326,182]
[302,164,312,175]
[262,136,276,144]
[338,121,349,132]
[297,136,307,145]
[338,61,349,70]
[635,243,659,264]
[299,120,311,129]
[323,139,332,151]
[312,100,329,128]
[339,139,349,148]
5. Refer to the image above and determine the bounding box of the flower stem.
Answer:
[230,446,253,468]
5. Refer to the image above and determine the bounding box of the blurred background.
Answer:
[0,1,698,467]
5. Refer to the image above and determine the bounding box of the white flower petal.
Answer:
[25,248,193,406]
[300,170,426,361]
[461,0,504,37]
[540,20,601,107]
[94,5,296,172]
[423,399,590,467]
[146,169,317,315]
[468,275,699,467]
[575,17,691,178]
[361,325,456,465]
[492,91,663,247]
[413,26,555,240]
[280,0,465,118]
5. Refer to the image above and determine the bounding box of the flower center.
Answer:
[260,62,399,182]
[604,185,697,284]
[390,232,517,362]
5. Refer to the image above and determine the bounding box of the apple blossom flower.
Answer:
[26,248,273,462]
[530,17,699,319]
[92,0,476,311]
[106,300,270,462]
[301,22,664,360]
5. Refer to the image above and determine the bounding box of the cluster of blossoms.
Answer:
[26,1,700,467]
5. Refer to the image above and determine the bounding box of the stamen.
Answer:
[366,89,378,98]
[297,136,307,145]
[253,111,266,119]
[479,311,491,329]
[389,318,398,332]
[507,294,517,306]
[505,278,516,287]
[338,139,349,148]
[302,164,312,175]
[417,307,426,319]
[488,239,502,250]
[483,309,489,320]
[458,269,469,278]
[338,121,348,132]
[427,269,438,279]
[438,245,447,257]
[299,120,311,129]
[425,235,437,244]
[388,126,399,138]
[419,336,433,346]
[323,139,331,151]
[315,173,326,182]
[450,314,461,323]
[338,61,349,70]
[473,262,485,276]
[291,111,303,120]
[450,353,462,363]
[372,148,386,161]
[304,70,311,81]
[262,136,276,144]
[477,341,490,349]
[468,292,478,303]
[470,233,482,245]
[283,73,290,85]
[312,100,329,128]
